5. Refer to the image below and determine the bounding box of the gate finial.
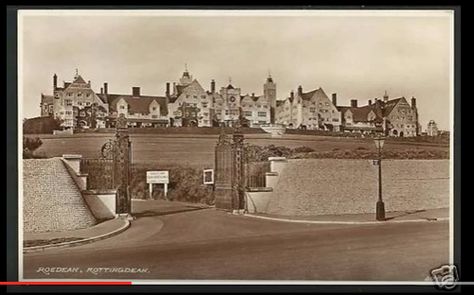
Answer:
[116,113,128,129]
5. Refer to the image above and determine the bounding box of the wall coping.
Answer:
[82,189,118,195]
[246,187,273,192]
[62,154,83,160]
[265,172,278,176]
[60,159,85,190]
[268,157,287,162]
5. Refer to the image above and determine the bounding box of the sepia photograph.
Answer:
[16,8,455,287]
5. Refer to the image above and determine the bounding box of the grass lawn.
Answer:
[32,133,449,169]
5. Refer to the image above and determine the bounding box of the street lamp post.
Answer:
[374,137,386,221]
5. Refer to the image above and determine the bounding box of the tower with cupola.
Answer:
[264,73,277,123]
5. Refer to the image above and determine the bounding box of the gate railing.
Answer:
[245,161,270,188]
[80,158,115,190]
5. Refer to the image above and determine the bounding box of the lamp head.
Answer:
[374,137,385,149]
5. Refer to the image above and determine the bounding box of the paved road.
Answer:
[23,201,449,281]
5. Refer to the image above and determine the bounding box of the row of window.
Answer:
[64,100,93,107]
[186,95,207,99]
[241,104,268,108]
[244,111,267,117]
[67,92,91,97]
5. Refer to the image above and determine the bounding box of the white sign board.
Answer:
[203,169,214,185]
[147,171,169,184]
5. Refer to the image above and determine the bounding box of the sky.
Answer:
[19,10,453,131]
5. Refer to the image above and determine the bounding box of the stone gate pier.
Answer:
[214,128,245,211]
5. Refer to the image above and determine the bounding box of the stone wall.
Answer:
[266,159,449,216]
[23,158,97,233]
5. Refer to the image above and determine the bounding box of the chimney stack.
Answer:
[297,85,303,96]
[100,87,103,94]
[383,90,389,102]
[53,73,57,90]
[166,82,170,97]
[173,82,176,95]
[350,99,358,108]
[211,79,216,93]
[252,93,255,97]
[290,91,295,102]
[88,80,91,87]
[103,82,108,95]
[368,99,372,105]
[132,87,140,97]
[411,96,417,108]
[332,93,337,106]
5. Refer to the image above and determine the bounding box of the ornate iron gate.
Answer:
[80,114,132,215]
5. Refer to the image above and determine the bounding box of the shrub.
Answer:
[23,136,44,159]
[130,164,214,204]
[244,144,293,162]
[292,146,315,153]
[23,137,43,151]
[23,116,62,134]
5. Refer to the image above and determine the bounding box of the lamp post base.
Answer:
[376,201,385,221]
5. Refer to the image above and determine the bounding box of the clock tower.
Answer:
[219,78,241,126]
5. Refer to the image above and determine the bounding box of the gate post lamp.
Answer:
[374,136,386,221]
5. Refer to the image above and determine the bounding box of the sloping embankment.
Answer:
[23,158,96,233]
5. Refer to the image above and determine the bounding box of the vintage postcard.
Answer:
[17,8,455,288]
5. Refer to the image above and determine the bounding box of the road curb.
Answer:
[23,218,131,254]
[243,214,449,225]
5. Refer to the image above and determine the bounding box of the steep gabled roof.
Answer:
[382,97,404,116]
[96,93,109,104]
[107,94,168,116]
[276,100,285,107]
[73,75,87,84]
[241,94,264,102]
[175,85,187,97]
[351,105,375,122]
[41,94,54,104]
[300,87,329,101]
[338,97,406,123]
[338,104,380,123]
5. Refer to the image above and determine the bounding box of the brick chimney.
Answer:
[383,90,389,102]
[211,79,216,93]
[100,87,103,94]
[411,96,417,108]
[332,93,337,106]
[166,82,170,97]
[289,91,295,103]
[53,73,57,90]
[368,99,372,105]
[103,82,108,95]
[132,87,140,97]
[350,99,358,108]
[297,85,303,96]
